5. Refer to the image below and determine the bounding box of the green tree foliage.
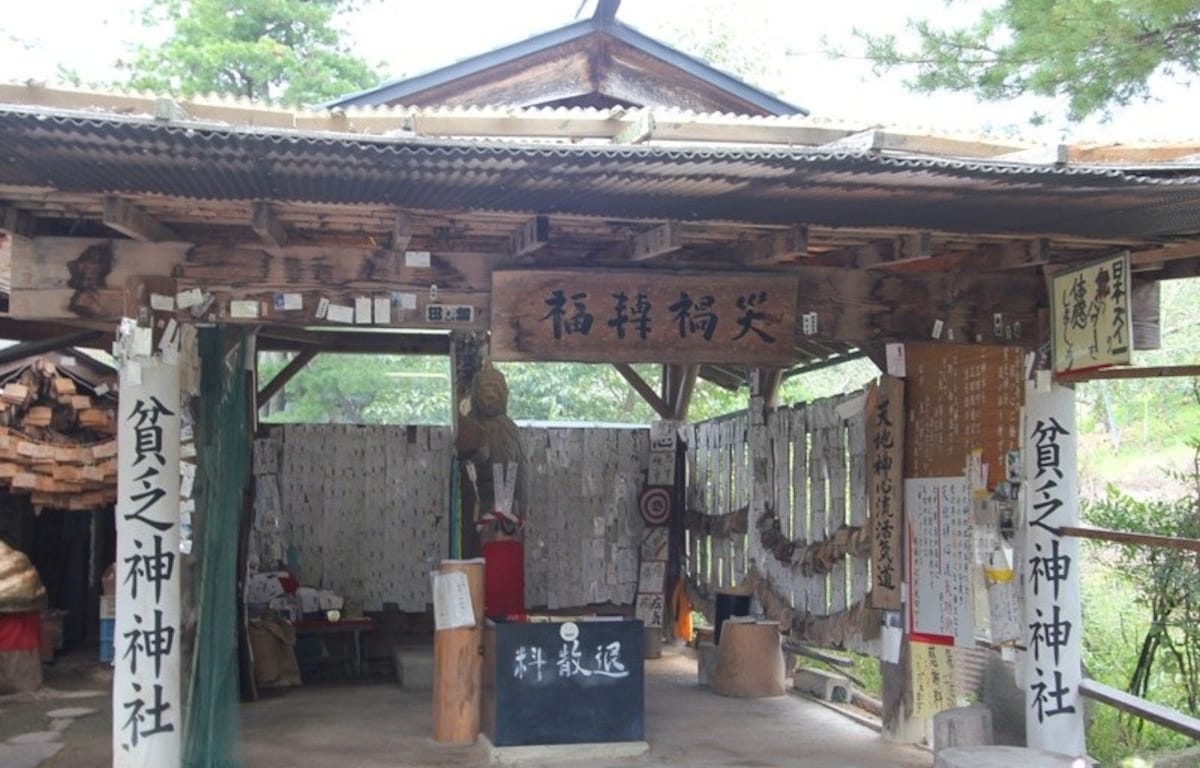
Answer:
[1084,433,1200,729]
[850,1,1200,122]
[122,0,379,104]
[259,354,450,424]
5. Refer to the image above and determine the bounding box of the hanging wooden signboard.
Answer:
[490,269,799,365]
[1051,252,1132,374]
[867,376,904,610]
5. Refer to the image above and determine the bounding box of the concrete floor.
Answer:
[3,647,932,767]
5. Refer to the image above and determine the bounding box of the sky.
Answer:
[2,0,1198,144]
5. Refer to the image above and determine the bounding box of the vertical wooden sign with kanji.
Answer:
[115,358,182,767]
[1022,383,1085,757]
[867,376,904,610]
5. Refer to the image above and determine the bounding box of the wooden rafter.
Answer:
[102,196,178,242]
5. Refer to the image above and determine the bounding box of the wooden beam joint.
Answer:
[103,196,178,242]
[509,215,550,259]
[252,202,289,248]
[628,222,682,262]
[256,349,318,409]
[614,363,671,420]
[737,226,808,265]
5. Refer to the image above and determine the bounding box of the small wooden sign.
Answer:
[1051,252,1132,374]
[867,376,904,610]
[491,269,799,365]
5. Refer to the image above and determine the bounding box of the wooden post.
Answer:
[432,559,484,744]
[433,627,482,744]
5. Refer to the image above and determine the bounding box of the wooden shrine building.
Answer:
[3,5,1200,765]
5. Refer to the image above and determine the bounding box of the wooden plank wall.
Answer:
[686,391,870,626]
[257,423,648,613]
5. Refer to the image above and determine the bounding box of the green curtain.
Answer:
[183,327,249,768]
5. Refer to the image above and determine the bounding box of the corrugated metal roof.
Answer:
[2,105,1200,238]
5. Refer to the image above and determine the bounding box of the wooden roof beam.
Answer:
[509,215,550,259]
[821,129,1029,158]
[103,196,178,242]
[252,202,289,248]
[256,327,451,355]
[1130,240,1200,268]
[736,226,808,265]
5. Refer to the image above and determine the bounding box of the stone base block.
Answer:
[393,646,434,690]
[793,666,851,703]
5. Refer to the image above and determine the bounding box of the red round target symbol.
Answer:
[639,486,672,526]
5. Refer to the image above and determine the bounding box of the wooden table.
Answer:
[292,617,375,677]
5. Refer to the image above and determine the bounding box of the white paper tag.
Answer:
[932,319,944,339]
[354,296,373,324]
[1035,369,1052,392]
[886,342,907,377]
[397,292,417,311]
[180,442,197,459]
[373,297,391,325]
[405,250,432,268]
[94,383,110,397]
[327,304,355,324]
[176,288,204,309]
[132,326,153,357]
[150,293,175,312]
[275,293,303,311]
[230,300,259,319]
[431,571,475,630]
[881,625,903,664]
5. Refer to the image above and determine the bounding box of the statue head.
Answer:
[471,363,509,419]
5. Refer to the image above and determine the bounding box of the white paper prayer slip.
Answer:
[431,570,475,630]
